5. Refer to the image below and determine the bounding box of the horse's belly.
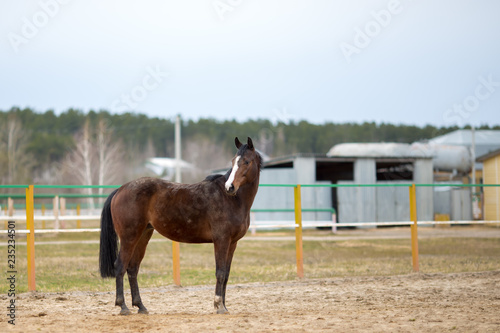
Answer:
[151,218,212,244]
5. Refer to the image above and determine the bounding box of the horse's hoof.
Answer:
[216,308,230,315]
[120,308,132,316]
[138,309,149,315]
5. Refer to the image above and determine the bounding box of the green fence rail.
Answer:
[1,183,498,206]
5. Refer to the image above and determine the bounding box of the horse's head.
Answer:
[225,137,262,196]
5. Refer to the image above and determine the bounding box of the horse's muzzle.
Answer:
[225,184,237,196]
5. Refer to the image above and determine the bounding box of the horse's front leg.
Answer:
[213,241,237,314]
[221,242,237,310]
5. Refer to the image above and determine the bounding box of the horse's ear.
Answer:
[235,137,242,149]
[247,137,254,150]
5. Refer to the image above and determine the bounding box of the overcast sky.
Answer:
[1,0,499,127]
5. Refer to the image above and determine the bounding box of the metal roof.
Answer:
[429,130,500,145]
[476,148,500,162]
[429,130,500,160]
[262,153,423,169]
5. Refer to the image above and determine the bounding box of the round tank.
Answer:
[410,143,472,173]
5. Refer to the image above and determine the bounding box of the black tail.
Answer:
[99,189,119,278]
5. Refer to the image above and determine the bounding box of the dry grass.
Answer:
[1,228,500,294]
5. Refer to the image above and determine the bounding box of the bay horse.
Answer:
[99,137,262,315]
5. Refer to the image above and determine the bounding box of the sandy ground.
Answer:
[2,270,499,332]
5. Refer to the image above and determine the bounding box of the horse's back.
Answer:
[111,176,248,244]
[114,177,224,243]
[122,177,165,195]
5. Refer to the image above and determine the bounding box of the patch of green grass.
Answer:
[1,230,499,294]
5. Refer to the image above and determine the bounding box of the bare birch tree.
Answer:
[62,119,125,208]
[0,117,33,184]
[183,136,232,183]
[7,119,21,182]
[63,120,95,209]
[96,119,124,198]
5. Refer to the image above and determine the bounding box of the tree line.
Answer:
[1,107,498,185]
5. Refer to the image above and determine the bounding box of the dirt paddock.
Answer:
[3,270,500,332]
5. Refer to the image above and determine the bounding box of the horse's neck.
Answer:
[239,176,260,210]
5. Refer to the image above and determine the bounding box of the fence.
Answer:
[1,183,499,291]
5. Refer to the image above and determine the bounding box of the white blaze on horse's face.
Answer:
[225,156,240,194]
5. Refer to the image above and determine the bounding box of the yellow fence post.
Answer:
[294,185,304,278]
[26,185,36,291]
[172,241,181,286]
[409,184,419,272]
[8,197,14,216]
[76,204,81,229]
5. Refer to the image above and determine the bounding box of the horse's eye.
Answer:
[244,160,250,165]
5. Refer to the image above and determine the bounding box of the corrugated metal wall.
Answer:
[252,166,332,223]
[337,158,434,223]
[433,184,473,220]
[338,181,410,223]
[252,155,476,225]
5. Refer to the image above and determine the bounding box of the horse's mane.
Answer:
[205,174,226,182]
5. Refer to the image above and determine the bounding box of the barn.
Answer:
[252,146,435,225]
[223,130,500,226]
[252,141,477,225]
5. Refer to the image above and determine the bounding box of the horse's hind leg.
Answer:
[115,241,135,315]
[127,225,154,314]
